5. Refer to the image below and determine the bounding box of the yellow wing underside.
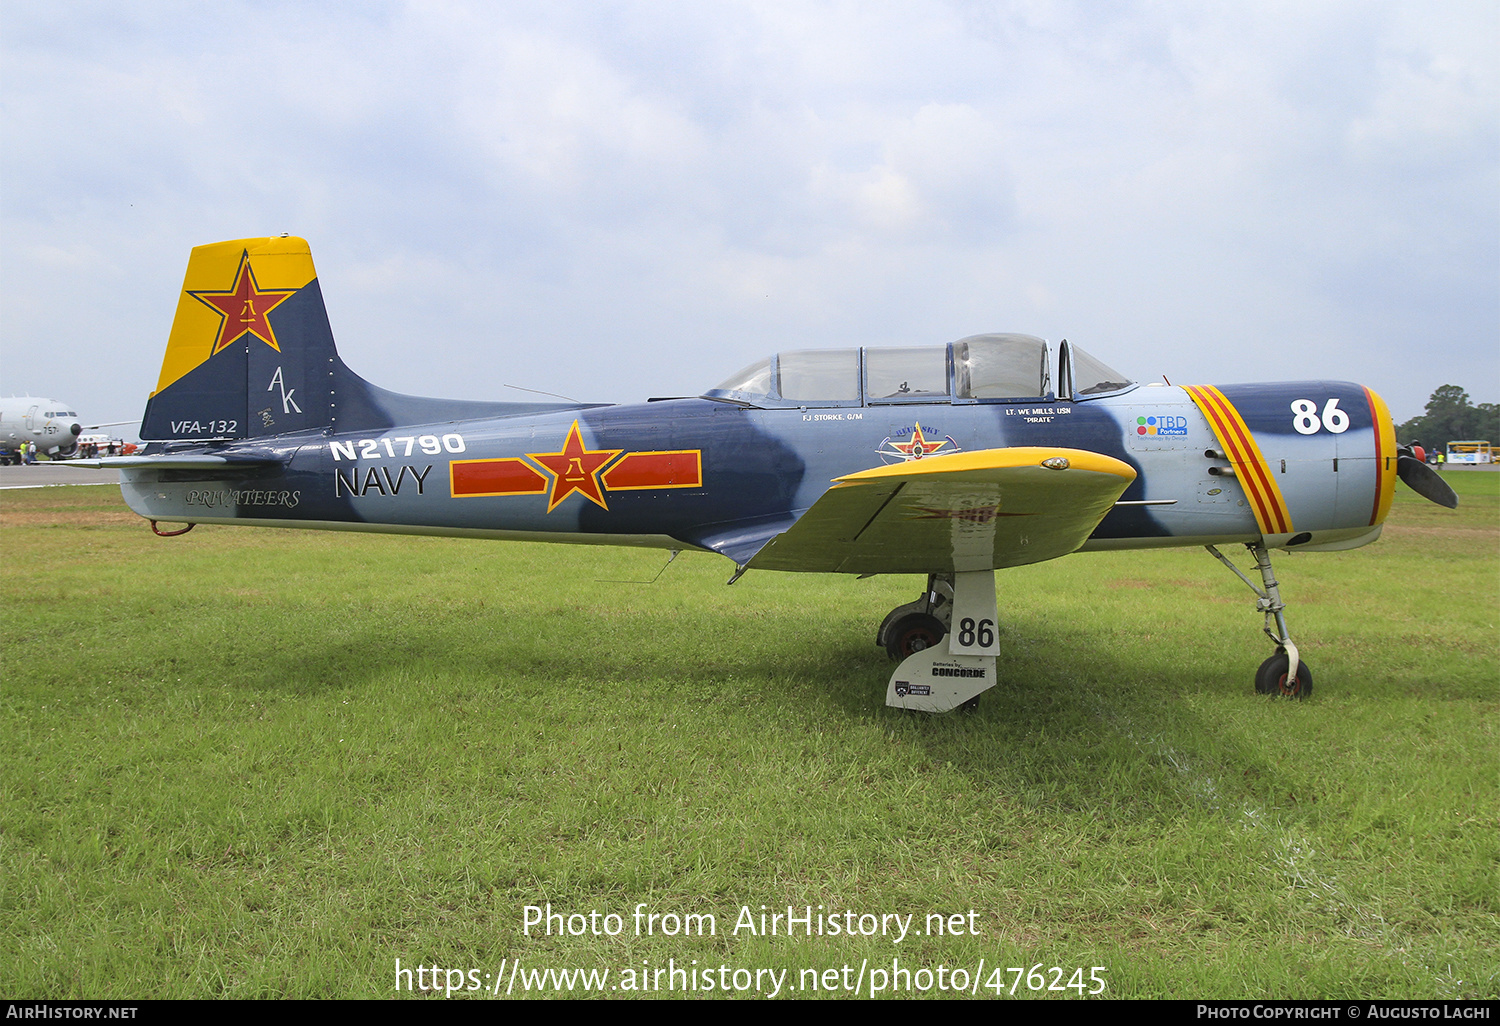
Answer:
[747,447,1137,575]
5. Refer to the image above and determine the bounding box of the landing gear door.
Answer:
[947,571,1000,657]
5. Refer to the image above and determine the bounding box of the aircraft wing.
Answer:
[745,447,1136,575]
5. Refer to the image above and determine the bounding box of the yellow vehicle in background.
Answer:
[1446,441,1494,465]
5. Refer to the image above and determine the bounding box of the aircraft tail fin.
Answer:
[141,237,338,441]
[140,237,601,442]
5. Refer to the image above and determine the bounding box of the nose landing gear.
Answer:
[1255,651,1313,698]
[1207,542,1311,699]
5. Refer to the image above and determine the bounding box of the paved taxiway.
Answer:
[0,465,121,488]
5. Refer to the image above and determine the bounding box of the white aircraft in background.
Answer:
[0,396,132,463]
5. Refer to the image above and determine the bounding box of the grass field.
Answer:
[2,475,1495,999]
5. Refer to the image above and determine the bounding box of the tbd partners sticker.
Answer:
[1135,414,1188,436]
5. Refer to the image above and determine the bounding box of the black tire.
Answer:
[1255,653,1312,699]
[885,613,946,661]
[875,606,906,649]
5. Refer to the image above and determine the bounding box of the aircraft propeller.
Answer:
[1395,445,1459,509]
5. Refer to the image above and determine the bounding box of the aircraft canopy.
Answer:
[704,334,1132,408]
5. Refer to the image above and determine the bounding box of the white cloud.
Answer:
[0,0,1493,421]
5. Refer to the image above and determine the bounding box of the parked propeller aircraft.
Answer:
[76,236,1457,712]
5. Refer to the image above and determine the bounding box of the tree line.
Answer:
[1395,385,1499,448]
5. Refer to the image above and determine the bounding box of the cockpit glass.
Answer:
[1070,345,1132,396]
[954,334,1047,399]
[777,349,861,402]
[712,357,773,397]
[706,332,1093,406]
[865,347,948,400]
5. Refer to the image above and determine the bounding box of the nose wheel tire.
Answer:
[1255,653,1312,699]
[885,613,947,662]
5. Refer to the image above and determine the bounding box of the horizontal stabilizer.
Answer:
[61,454,285,470]
[747,447,1136,575]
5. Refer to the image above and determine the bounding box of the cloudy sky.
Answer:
[3,1,1496,432]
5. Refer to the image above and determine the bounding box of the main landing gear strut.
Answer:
[1206,542,1312,699]
[877,571,1001,713]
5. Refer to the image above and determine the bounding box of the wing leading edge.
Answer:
[746,447,1137,575]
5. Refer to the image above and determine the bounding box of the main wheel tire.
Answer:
[876,603,916,649]
[1255,653,1313,699]
[885,613,947,661]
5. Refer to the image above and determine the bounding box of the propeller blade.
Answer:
[1396,454,1459,509]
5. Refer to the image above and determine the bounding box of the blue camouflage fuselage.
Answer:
[123,378,1395,567]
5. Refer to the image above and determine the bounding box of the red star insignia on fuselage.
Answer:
[527,421,622,512]
[890,423,950,460]
[188,251,297,355]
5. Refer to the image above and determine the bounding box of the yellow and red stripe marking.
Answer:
[450,457,549,498]
[1363,386,1396,526]
[1184,385,1293,535]
[451,447,703,503]
[601,450,702,490]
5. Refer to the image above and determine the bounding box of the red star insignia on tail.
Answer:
[527,421,622,512]
[188,251,297,355]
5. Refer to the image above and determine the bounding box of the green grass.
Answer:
[1,478,1495,999]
